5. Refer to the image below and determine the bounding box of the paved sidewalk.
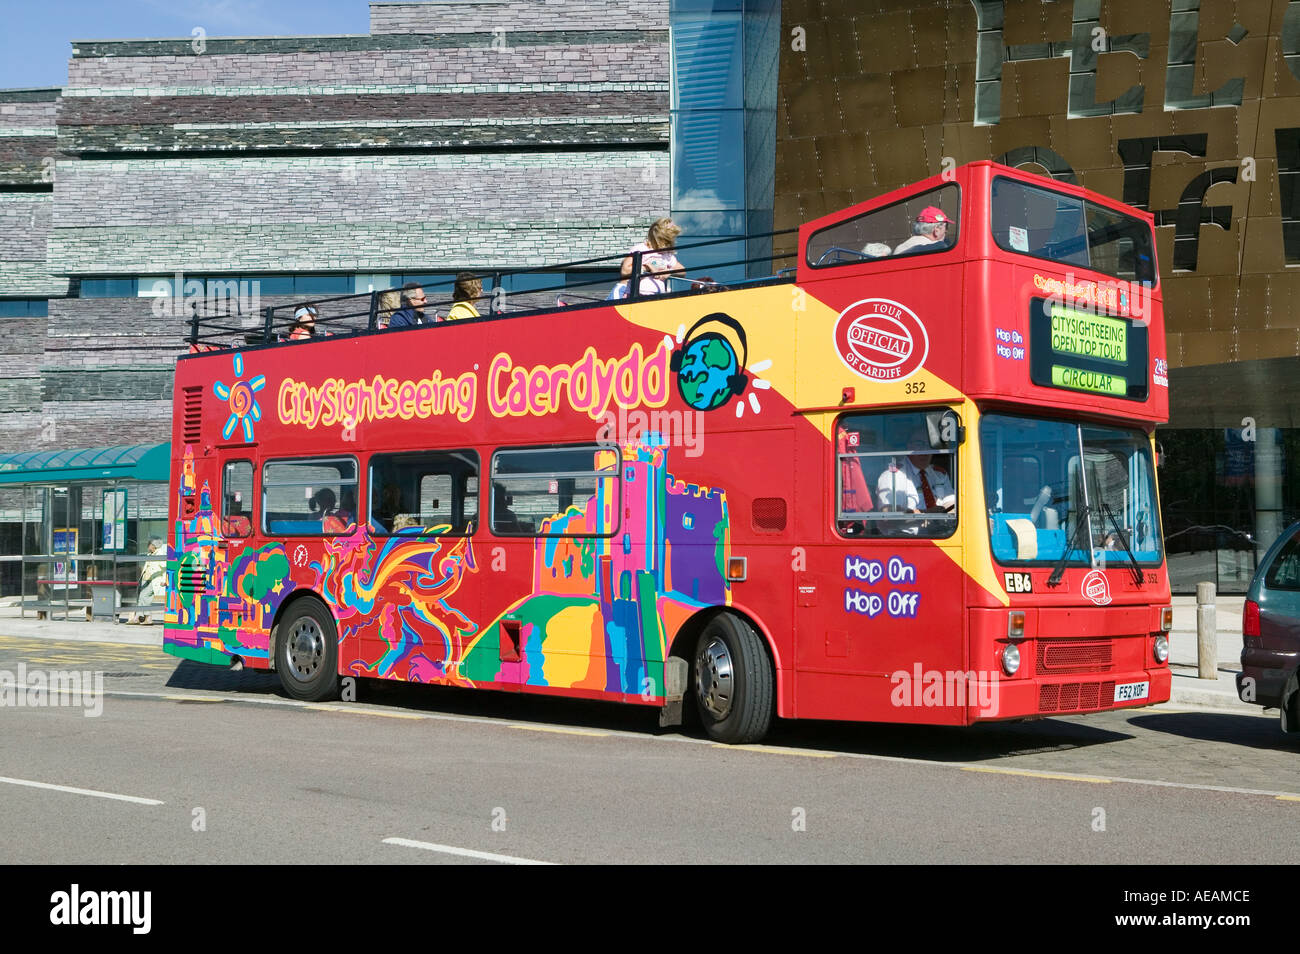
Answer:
[0,604,161,647]
[1165,594,1260,713]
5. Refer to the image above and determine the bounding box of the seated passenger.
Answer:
[492,482,523,533]
[609,218,684,299]
[286,305,318,340]
[222,493,252,537]
[861,242,893,259]
[893,207,952,255]
[318,488,356,534]
[375,289,402,330]
[372,484,403,530]
[388,284,428,328]
[392,513,421,533]
[445,273,482,321]
[335,488,357,525]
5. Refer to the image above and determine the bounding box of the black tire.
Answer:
[1280,676,1300,734]
[275,598,340,702]
[694,613,774,744]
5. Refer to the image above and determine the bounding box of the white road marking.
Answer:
[511,724,609,737]
[383,837,555,865]
[86,689,1300,802]
[0,774,163,806]
[716,744,837,758]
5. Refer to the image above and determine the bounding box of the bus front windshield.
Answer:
[980,413,1162,567]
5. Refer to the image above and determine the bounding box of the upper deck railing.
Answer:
[184,229,801,351]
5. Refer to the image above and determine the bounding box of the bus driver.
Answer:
[902,427,955,513]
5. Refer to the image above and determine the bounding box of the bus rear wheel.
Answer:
[276,599,340,702]
[694,614,773,744]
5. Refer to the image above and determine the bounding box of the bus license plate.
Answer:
[1114,681,1149,703]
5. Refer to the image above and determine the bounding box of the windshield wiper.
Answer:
[1047,503,1092,589]
[1099,502,1144,586]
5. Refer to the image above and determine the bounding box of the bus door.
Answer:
[799,407,967,724]
[214,457,259,638]
[361,450,484,686]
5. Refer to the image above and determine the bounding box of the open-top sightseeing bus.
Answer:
[164,161,1173,743]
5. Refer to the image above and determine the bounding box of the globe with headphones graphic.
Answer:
[672,313,749,412]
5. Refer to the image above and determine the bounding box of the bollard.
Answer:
[1196,581,1216,680]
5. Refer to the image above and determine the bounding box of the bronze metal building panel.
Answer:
[775,0,1300,592]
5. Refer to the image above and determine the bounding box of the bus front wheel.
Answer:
[694,614,773,744]
[276,598,340,702]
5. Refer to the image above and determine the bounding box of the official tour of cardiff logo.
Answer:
[834,297,929,383]
[213,353,266,441]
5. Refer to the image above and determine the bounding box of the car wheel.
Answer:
[276,599,340,702]
[1280,677,1300,734]
[694,613,774,744]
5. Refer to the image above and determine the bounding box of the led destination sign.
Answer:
[1028,297,1148,401]
[1049,306,1126,364]
[1050,365,1127,396]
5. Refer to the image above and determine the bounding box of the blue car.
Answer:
[1237,521,1300,731]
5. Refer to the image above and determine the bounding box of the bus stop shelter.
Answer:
[0,443,170,623]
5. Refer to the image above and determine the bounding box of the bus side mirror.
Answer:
[936,412,965,446]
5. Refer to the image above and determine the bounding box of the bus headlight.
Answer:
[1154,635,1169,664]
[1001,643,1021,676]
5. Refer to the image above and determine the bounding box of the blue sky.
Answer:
[0,0,371,89]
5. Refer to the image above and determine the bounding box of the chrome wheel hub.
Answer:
[287,618,325,682]
[697,635,734,720]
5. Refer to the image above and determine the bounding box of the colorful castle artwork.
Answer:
[164,438,730,702]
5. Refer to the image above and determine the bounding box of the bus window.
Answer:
[990,176,1155,284]
[980,414,1162,565]
[222,460,253,538]
[491,445,620,537]
[369,450,479,535]
[835,409,958,538]
[805,184,960,267]
[262,457,359,535]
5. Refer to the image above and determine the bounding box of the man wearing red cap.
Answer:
[893,205,952,255]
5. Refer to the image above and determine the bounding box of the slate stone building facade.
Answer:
[0,0,671,454]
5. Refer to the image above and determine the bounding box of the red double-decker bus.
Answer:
[164,161,1172,743]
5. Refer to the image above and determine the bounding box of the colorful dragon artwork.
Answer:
[165,439,731,701]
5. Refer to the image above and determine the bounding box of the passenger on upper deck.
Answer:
[893,206,951,255]
[286,305,319,340]
[376,289,402,329]
[609,217,684,299]
[444,273,482,321]
[388,283,429,328]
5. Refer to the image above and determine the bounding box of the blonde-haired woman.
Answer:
[610,217,684,299]
[376,289,402,329]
